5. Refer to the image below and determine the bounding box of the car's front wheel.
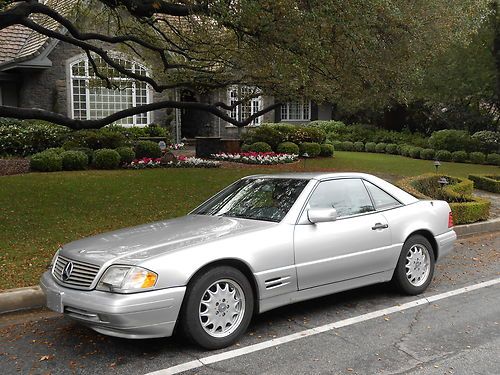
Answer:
[393,235,435,295]
[180,266,254,349]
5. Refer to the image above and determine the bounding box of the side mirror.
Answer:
[307,208,337,224]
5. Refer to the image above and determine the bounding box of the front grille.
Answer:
[52,255,101,289]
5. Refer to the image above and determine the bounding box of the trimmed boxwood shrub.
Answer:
[44,147,65,155]
[398,144,410,157]
[353,141,365,152]
[277,142,300,155]
[386,143,398,154]
[320,143,334,157]
[409,147,423,159]
[290,126,327,144]
[299,142,321,157]
[242,125,283,150]
[61,150,88,170]
[396,173,490,224]
[248,142,272,152]
[420,148,435,160]
[30,151,63,172]
[93,149,121,169]
[331,140,343,151]
[135,140,162,158]
[375,142,387,153]
[486,153,500,166]
[435,150,452,162]
[469,175,500,193]
[69,147,94,164]
[241,144,251,152]
[115,146,136,164]
[469,152,486,164]
[341,141,354,151]
[365,142,376,153]
[451,151,468,163]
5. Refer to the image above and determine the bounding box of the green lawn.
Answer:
[0,152,498,290]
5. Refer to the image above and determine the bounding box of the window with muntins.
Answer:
[227,86,263,125]
[281,99,311,121]
[70,55,151,126]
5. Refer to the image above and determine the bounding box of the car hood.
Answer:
[60,215,274,266]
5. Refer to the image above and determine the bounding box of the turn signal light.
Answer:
[448,211,454,228]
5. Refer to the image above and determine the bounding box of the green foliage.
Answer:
[451,151,468,163]
[365,142,377,153]
[471,131,499,154]
[469,151,486,164]
[134,140,162,158]
[299,142,321,157]
[276,142,300,155]
[409,147,423,159]
[341,141,354,151]
[0,119,70,156]
[420,148,435,160]
[66,129,127,150]
[429,130,475,152]
[93,149,121,170]
[486,152,500,166]
[385,143,399,154]
[353,141,365,152]
[241,144,251,152]
[289,127,327,144]
[30,151,63,172]
[331,140,343,151]
[375,142,387,153]
[398,144,411,157]
[108,124,172,141]
[115,147,136,164]
[61,151,89,171]
[248,142,272,152]
[320,143,335,157]
[69,147,94,164]
[469,174,500,193]
[396,173,490,224]
[242,125,283,150]
[435,150,452,161]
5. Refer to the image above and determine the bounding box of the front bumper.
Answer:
[435,229,457,260]
[40,271,186,339]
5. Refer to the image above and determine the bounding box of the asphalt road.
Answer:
[1,232,499,375]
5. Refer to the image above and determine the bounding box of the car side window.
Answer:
[308,179,375,218]
[363,181,401,210]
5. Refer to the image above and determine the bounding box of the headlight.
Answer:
[96,266,157,293]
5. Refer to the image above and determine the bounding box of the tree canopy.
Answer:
[0,0,490,129]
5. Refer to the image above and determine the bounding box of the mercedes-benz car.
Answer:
[40,172,456,349]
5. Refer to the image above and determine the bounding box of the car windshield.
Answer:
[192,178,310,222]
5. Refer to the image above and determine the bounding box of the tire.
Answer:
[180,266,254,349]
[393,235,435,295]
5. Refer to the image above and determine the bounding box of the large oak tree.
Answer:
[0,0,490,129]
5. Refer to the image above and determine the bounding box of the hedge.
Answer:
[396,173,490,224]
[469,174,500,193]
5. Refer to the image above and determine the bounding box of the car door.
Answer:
[294,178,393,290]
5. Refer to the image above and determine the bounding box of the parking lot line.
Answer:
[145,277,500,375]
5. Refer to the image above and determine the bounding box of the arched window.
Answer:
[69,54,151,126]
[227,86,263,126]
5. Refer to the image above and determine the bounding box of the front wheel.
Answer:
[180,266,254,349]
[393,235,435,295]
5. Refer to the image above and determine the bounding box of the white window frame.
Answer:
[226,85,263,126]
[68,53,152,127]
[281,99,311,121]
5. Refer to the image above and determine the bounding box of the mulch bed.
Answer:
[0,158,30,176]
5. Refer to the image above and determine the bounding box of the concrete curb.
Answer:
[1,219,499,314]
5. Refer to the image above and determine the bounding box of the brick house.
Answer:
[0,6,334,143]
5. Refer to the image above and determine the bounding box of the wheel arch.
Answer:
[186,258,260,314]
[405,229,438,260]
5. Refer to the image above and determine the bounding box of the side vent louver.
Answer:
[264,276,291,290]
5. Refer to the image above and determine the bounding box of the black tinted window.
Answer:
[308,179,375,218]
[363,181,401,210]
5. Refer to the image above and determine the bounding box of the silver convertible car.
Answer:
[41,172,456,349]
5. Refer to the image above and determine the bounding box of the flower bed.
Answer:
[211,152,298,165]
[126,156,220,169]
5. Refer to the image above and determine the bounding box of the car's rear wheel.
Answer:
[180,266,254,349]
[393,235,435,295]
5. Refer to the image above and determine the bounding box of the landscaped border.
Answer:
[469,174,500,193]
[397,173,490,225]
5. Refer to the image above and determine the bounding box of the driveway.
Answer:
[1,232,499,375]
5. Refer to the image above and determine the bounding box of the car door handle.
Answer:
[372,223,389,230]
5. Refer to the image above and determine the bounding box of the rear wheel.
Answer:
[180,266,254,349]
[393,235,435,295]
